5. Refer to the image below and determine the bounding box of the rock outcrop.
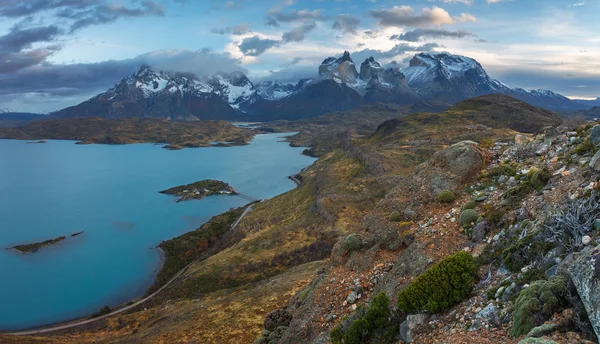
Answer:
[561,245,600,340]
[406,141,488,201]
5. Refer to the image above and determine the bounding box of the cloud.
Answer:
[437,0,473,4]
[569,2,585,7]
[211,23,251,35]
[332,15,360,34]
[455,12,476,22]
[369,6,455,28]
[0,0,100,18]
[391,28,476,42]
[0,48,246,111]
[58,1,165,32]
[280,57,302,68]
[0,25,62,52]
[265,9,325,27]
[282,22,317,42]
[238,35,281,56]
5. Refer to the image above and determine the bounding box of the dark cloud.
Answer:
[332,15,360,34]
[391,29,475,42]
[0,0,100,18]
[211,23,251,35]
[265,9,325,27]
[282,22,316,43]
[59,1,165,32]
[369,6,454,28]
[0,25,62,52]
[0,48,246,111]
[238,36,281,56]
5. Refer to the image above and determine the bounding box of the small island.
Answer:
[159,179,237,202]
[10,231,84,254]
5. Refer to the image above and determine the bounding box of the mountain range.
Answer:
[46,51,590,121]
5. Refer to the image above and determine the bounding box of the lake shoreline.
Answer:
[0,132,315,333]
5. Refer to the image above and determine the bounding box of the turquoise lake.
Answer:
[0,133,315,330]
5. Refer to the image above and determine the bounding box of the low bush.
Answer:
[462,201,477,211]
[460,209,478,228]
[511,276,568,337]
[529,168,551,190]
[488,164,517,178]
[388,212,403,222]
[436,190,456,203]
[397,252,478,314]
[572,139,595,156]
[344,234,362,252]
[330,292,398,344]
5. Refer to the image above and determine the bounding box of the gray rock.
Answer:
[495,286,506,300]
[545,265,559,279]
[562,245,600,340]
[518,338,557,344]
[543,126,560,137]
[496,265,510,277]
[527,323,560,338]
[590,150,600,171]
[590,125,600,145]
[399,314,428,343]
[346,291,358,304]
[502,282,517,302]
[472,220,490,243]
[475,303,500,327]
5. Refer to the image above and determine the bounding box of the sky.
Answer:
[0,0,599,113]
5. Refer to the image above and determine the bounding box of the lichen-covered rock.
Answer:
[527,323,560,338]
[562,245,600,340]
[518,338,557,344]
[590,150,600,171]
[264,309,292,332]
[590,125,600,145]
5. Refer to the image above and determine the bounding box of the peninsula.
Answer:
[10,231,84,254]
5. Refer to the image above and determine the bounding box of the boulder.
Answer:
[590,125,600,145]
[518,338,557,344]
[408,141,487,201]
[561,245,600,340]
[471,303,500,329]
[399,314,427,343]
[472,220,490,243]
[590,150,600,171]
[264,309,292,332]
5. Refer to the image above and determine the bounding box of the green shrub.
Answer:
[530,168,551,190]
[511,276,567,337]
[344,234,362,252]
[488,164,517,178]
[397,252,478,314]
[330,326,343,344]
[460,209,478,228]
[573,139,595,156]
[502,232,556,273]
[484,208,504,228]
[389,212,403,222]
[331,292,398,344]
[462,201,477,211]
[436,190,456,203]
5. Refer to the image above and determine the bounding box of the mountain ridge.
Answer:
[48,51,590,122]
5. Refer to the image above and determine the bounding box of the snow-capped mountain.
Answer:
[50,51,587,122]
[402,52,585,110]
[52,66,262,120]
[574,97,600,108]
[254,80,311,101]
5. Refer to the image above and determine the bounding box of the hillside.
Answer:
[9,95,600,344]
[0,117,254,149]
[0,112,45,128]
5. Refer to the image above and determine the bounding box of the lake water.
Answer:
[0,133,315,330]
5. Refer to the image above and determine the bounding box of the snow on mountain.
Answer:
[401,52,584,110]
[255,81,297,100]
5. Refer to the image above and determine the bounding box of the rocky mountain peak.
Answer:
[360,56,384,81]
[318,51,358,84]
